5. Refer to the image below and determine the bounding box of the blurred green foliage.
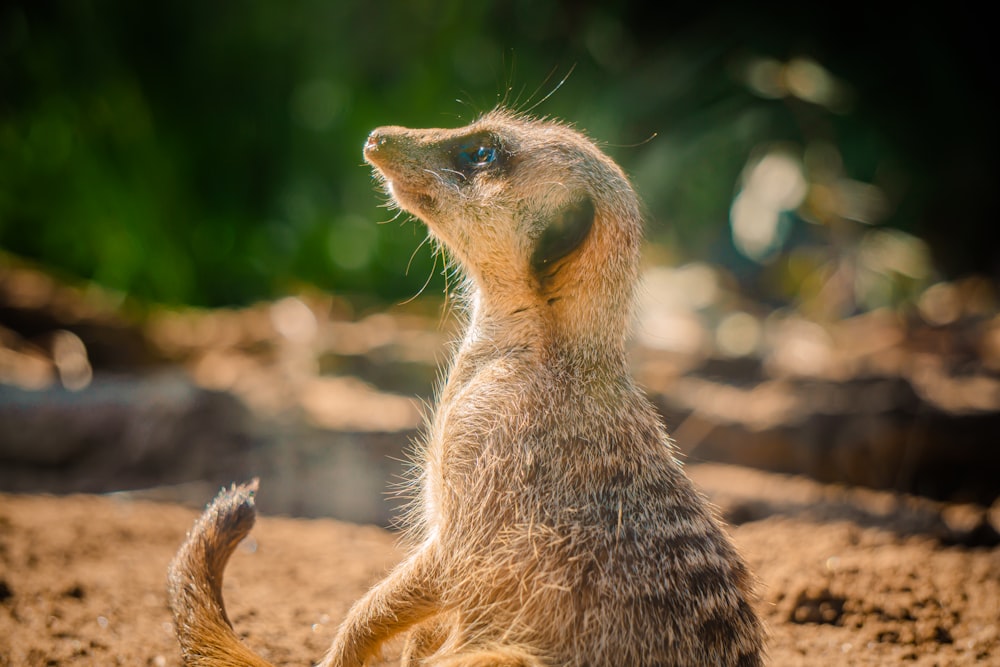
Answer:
[1,1,993,306]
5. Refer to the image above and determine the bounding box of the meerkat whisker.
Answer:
[399,239,440,306]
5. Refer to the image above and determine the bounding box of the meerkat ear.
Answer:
[530,196,595,280]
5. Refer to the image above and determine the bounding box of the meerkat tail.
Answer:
[167,479,276,667]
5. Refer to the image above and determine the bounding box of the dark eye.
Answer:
[459,145,496,167]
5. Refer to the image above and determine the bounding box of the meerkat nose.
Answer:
[364,130,385,157]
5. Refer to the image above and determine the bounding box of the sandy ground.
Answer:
[1,464,997,667]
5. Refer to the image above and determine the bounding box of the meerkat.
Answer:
[168,109,766,666]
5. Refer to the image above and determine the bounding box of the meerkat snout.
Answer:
[363,130,382,155]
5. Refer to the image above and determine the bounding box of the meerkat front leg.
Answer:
[319,549,442,667]
[400,616,455,666]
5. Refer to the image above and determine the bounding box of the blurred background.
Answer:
[1,1,998,525]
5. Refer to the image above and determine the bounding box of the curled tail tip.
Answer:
[216,477,260,511]
[201,478,260,534]
[216,478,259,515]
[206,479,260,555]
[169,479,261,588]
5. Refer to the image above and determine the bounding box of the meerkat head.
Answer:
[364,109,643,352]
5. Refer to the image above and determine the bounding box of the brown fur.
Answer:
[168,110,766,666]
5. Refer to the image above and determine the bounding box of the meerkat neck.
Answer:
[459,283,633,378]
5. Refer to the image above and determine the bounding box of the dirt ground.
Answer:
[2,261,999,664]
[1,464,997,667]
